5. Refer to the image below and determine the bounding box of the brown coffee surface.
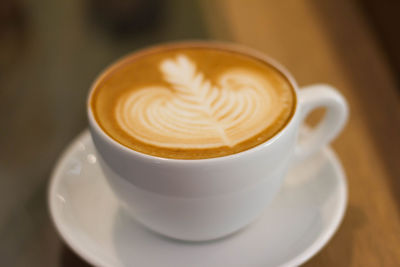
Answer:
[90,45,296,159]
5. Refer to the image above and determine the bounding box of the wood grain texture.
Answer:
[200,0,400,266]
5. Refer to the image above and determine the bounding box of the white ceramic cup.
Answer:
[87,42,348,241]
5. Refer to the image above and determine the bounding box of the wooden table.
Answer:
[1,0,398,266]
[200,0,400,265]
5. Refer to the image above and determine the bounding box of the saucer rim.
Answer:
[48,130,347,267]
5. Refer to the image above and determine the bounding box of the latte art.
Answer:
[116,55,281,149]
[90,45,295,159]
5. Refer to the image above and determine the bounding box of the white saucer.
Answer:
[48,130,347,267]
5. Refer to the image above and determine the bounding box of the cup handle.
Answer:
[294,84,349,161]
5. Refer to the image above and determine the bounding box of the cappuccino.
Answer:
[90,44,296,159]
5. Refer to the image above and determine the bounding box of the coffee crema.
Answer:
[90,45,296,159]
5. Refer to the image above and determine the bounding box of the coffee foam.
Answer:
[91,46,295,159]
[116,54,284,149]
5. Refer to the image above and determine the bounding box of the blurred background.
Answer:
[0,0,399,266]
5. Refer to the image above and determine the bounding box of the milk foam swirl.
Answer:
[116,54,283,149]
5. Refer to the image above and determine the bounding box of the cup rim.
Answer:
[87,40,300,163]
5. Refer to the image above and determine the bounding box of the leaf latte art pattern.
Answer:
[116,54,283,149]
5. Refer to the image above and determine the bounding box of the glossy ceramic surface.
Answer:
[49,131,347,267]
